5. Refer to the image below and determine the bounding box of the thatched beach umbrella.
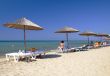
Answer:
[79,31,96,45]
[4,17,44,52]
[95,33,109,41]
[95,33,109,37]
[103,36,110,45]
[55,26,79,48]
[104,37,110,40]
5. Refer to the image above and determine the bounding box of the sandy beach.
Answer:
[0,47,110,76]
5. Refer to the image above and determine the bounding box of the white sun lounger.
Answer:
[6,52,33,62]
[57,47,73,53]
[6,50,46,62]
[29,51,46,59]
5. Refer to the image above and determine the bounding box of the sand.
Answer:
[0,47,110,76]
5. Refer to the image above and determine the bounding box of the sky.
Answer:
[0,0,110,40]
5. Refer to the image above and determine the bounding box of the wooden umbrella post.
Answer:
[66,33,69,49]
[24,25,26,52]
[88,36,90,45]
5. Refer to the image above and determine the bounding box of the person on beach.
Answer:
[58,41,65,52]
[94,41,99,48]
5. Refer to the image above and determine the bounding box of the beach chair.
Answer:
[28,48,46,59]
[57,47,70,53]
[73,45,91,51]
[6,53,19,62]
[6,52,33,62]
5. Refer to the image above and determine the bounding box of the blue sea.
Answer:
[0,40,87,57]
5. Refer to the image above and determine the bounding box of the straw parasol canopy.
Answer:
[4,18,43,30]
[95,33,109,37]
[4,17,44,52]
[95,33,109,41]
[55,26,79,48]
[104,37,110,40]
[79,31,96,45]
[55,26,79,33]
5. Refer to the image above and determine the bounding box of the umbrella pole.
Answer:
[100,37,101,42]
[66,33,69,49]
[101,37,103,42]
[88,36,89,45]
[24,26,26,52]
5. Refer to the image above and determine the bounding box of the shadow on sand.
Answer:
[41,54,62,59]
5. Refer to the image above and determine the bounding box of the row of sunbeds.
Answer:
[58,42,110,53]
[5,42,110,62]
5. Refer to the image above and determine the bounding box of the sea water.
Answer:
[0,40,87,56]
